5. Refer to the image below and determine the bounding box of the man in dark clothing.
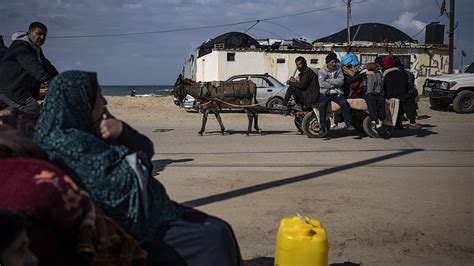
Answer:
[0,22,58,118]
[382,55,421,129]
[282,56,319,111]
[0,36,8,59]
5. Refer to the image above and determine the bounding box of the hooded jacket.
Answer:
[318,65,344,96]
[0,33,58,105]
[0,35,7,59]
[383,67,409,99]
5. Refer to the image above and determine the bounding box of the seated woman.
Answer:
[34,71,242,266]
[0,125,146,266]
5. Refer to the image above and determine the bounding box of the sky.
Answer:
[1,0,472,85]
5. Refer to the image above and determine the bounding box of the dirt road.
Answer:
[108,96,473,265]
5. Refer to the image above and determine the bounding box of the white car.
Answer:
[423,62,474,113]
[183,73,289,112]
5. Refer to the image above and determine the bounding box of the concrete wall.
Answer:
[196,51,266,82]
[194,46,449,94]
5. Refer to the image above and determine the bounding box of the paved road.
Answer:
[134,107,473,265]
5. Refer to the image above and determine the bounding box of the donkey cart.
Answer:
[293,98,400,138]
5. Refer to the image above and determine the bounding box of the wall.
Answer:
[194,46,449,93]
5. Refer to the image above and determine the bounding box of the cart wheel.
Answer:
[302,110,329,138]
[362,116,391,138]
[294,116,304,134]
[351,110,367,134]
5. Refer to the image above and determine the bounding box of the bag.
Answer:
[347,79,365,99]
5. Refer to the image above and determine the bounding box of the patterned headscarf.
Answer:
[34,71,154,241]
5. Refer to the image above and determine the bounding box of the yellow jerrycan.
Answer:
[274,215,328,266]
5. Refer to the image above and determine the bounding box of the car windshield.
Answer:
[465,63,474,73]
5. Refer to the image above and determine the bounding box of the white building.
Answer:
[183,23,449,93]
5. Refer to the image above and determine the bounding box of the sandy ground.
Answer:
[107,96,473,266]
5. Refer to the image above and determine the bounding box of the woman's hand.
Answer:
[99,109,123,139]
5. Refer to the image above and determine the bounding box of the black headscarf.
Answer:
[0,209,30,254]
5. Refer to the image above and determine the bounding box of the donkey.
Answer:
[172,74,262,136]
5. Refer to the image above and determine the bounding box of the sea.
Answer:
[101,85,173,97]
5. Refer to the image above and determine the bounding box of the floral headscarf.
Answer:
[34,71,179,242]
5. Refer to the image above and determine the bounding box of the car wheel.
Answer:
[266,97,283,109]
[429,97,451,110]
[302,110,329,138]
[453,90,474,113]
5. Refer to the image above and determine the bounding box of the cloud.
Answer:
[123,3,142,9]
[1,0,472,84]
[392,11,427,33]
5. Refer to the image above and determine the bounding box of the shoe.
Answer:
[376,120,383,129]
[370,120,377,128]
[408,123,422,129]
[345,123,355,130]
[330,123,338,129]
[274,103,287,109]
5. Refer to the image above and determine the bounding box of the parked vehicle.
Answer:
[183,73,288,112]
[423,62,474,113]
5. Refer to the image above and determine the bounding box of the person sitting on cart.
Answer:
[281,56,319,111]
[318,52,354,130]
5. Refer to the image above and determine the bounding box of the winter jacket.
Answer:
[383,67,409,99]
[287,67,320,107]
[365,71,384,95]
[0,36,7,59]
[318,65,344,96]
[0,36,58,105]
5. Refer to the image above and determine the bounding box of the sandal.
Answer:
[408,123,422,129]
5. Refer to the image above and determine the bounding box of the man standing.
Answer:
[0,22,58,118]
[282,56,319,111]
[318,52,354,130]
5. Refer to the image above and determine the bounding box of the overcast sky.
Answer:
[1,0,472,85]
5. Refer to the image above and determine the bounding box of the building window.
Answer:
[227,53,235,61]
[310,59,318,64]
[214,43,224,49]
[393,55,411,69]
[277,58,285,64]
[360,54,378,65]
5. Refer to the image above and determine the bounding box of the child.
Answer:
[364,62,385,128]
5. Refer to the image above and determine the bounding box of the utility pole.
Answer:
[448,0,455,74]
[347,0,352,50]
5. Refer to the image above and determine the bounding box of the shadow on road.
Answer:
[243,257,361,266]
[152,158,194,176]
[181,149,422,207]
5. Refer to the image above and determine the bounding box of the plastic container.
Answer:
[341,53,360,66]
[274,216,328,266]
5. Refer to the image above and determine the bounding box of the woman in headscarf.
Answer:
[0,125,147,266]
[34,70,241,266]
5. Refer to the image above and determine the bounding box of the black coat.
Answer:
[0,40,58,105]
[287,67,320,108]
[0,36,7,59]
[383,67,409,99]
